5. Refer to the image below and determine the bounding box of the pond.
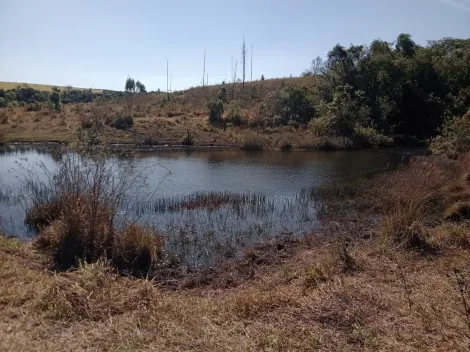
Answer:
[0,146,421,268]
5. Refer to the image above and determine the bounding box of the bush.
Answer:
[208,100,224,125]
[226,102,245,126]
[182,130,194,146]
[218,85,228,103]
[111,114,134,130]
[280,142,293,151]
[353,127,393,148]
[262,86,315,126]
[241,140,264,151]
[0,97,6,108]
[26,102,42,112]
[431,109,470,154]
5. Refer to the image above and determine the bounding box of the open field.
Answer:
[0,81,104,93]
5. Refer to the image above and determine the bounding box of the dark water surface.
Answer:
[0,146,421,267]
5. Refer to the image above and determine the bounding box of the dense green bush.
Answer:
[262,86,315,126]
[431,110,470,153]
[208,100,224,125]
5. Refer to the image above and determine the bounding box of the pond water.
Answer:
[0,146,420,268]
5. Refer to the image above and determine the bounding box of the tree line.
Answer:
[0,85,126,110]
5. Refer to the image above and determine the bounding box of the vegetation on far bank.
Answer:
[0,34,468,150]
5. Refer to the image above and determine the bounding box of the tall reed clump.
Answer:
[25,153,165,276]
[377,158,450,250]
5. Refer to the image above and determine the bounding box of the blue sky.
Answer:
[0,0,469,91]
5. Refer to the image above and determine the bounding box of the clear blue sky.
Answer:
[0,0,469,91]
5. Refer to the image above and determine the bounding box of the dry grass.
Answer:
[1,231,469,351]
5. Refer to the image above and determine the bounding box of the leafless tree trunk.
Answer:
[251,45,253,82]
[241,35,246,96]
[232,59,238,100]
[166,59,169,100]
[202,50,206,88]
[206,73,208,87]
[170,74,172,93]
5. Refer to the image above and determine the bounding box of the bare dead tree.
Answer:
[206,73,208,87]
[232,59,238,100]
[170,73,172,93]
[202,50,206,88]
[241,34,246,96]
[166,58,169,99]
[311,56,325,75]
[251,45,253,82]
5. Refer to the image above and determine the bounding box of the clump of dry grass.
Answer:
[38,259,157,321]
[376,159,450,250]
[25,154,167,276]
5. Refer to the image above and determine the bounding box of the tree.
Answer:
[218,84,228,103]
[202,50,206,88]
[50,91,61,111]
[5,91,17,103]
[396,33,416,57]
[136,81,146,93]
[262,86,316,126]
[311,56,325,74]
[125,77,136,115]
[241,35,246,95]
[208,100,224,125]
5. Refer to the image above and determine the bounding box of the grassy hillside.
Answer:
[0,81,104,93]
[0,76,340,150]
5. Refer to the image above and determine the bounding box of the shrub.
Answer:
[111,114,134,130]
[26,102,42,112]
[143,136,158,146]
[262,86,315,126]
[0,97,6,108]
[241,140,264,151]
[280,142,293,151]
[431,109,470,154]
[182,130,194,146]
[226,102,245,126]
[218,85,228,103]
[353,127,393,148]
[208,100,224,125]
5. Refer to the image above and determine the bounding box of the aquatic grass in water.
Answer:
[127,190,319,268]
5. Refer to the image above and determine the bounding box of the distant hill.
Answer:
[0,81,104,93]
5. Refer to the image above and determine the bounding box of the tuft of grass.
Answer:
[445,201,470,221]
[241,139,264,151]
[280,141,292,151]
[181,130,194,146]
[38,259,158,321]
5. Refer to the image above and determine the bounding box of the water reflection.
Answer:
[0,146,421,267]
